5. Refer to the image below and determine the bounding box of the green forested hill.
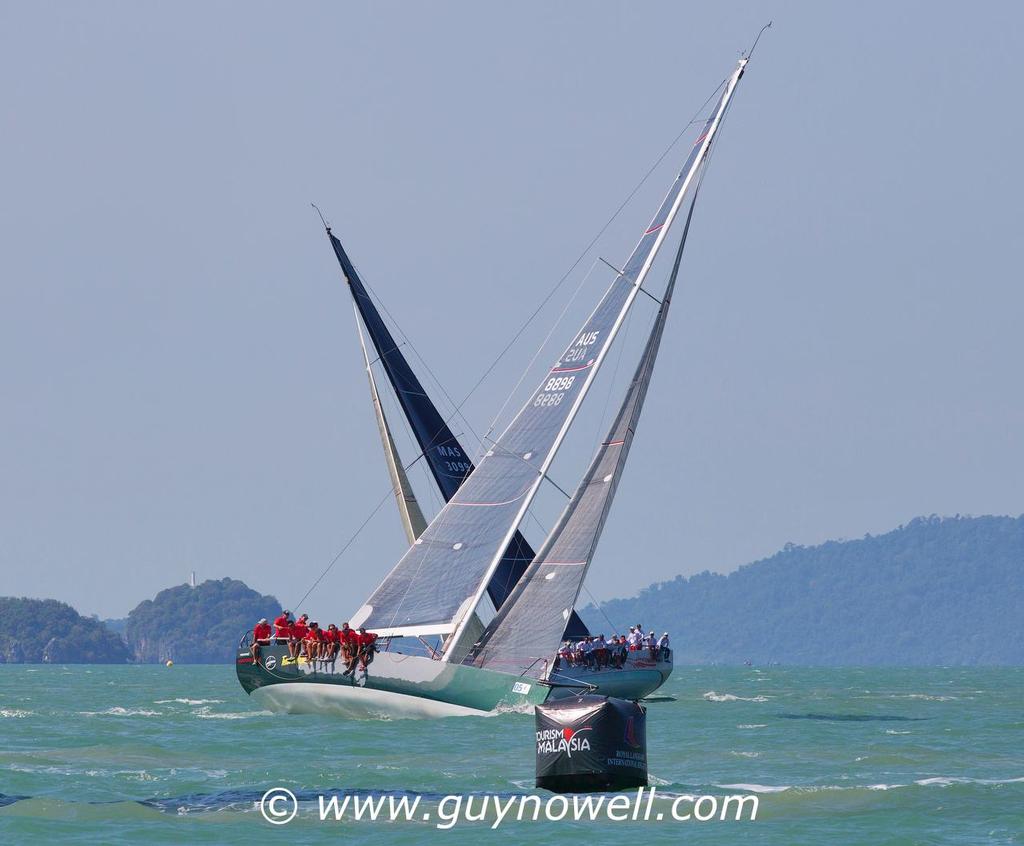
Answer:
[0,598,131,663]
[582,515,1024,665]
[124,578,280,664]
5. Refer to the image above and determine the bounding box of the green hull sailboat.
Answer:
[237,52,754,719]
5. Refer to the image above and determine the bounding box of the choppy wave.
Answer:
[915,776,1024,786]
[891,694,958,701]
[737,724,767,729]
[717,782,790,793]
[154,698,225,706]
[703,691,769,703]
[0,709,34,718]
[78,707,162,717]
[193,707,271,720]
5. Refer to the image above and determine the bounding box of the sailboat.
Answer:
[237,54,751,718]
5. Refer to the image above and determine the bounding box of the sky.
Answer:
[1,2,1022,621]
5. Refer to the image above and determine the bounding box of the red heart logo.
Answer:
[562,727,575,742]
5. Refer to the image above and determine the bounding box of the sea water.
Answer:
[1,665,1021,844]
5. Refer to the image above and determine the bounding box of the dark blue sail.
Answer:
[326,228,588,636]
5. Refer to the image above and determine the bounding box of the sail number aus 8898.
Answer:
[534,375,575,407]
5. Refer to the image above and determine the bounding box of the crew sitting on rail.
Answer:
[251,618,272,662]
[273,610,293,645]
[341,626,378,676]
[614,635,628,668]
[658,632,671,661]
[304,622,324,660]
[339,623,356,671]
[323,624,340,663]
[357,627,378,670]
[289,614,309,659]
[646,630,658,660]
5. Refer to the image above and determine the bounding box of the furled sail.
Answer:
[328,228,587,632]
[466,180,701,675]
[350,58,747,650]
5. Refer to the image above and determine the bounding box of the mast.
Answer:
[441,57,749,661]
[354,307,428,545]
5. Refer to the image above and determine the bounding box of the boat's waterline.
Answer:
[251,680,492,720]
[236,645,548,720]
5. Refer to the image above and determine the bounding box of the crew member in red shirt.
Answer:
[323,624,340,663]
[356,627,378,671]
[339,623,357,674]
[273,611,292,645]
[290,615,309,660]
[251,618,272,662]
[303,622,322,661]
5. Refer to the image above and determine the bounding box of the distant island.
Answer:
[582,515,1024,665]
[0,578,279,664]
[3,515,1021,664]
[121,578,280,664]
[0,598,131,664]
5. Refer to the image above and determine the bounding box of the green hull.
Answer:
[236,643,549,719]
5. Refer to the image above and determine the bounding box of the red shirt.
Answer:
[291,622,308,640]
[339,628,355,644]
[305,628,320,641]
[273,615,290,636]
[357,632,377,648]
[253,623,272,641]
[325,629,340,643]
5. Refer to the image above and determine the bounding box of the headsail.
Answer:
[328,232,472,499]
[466,175,702,674]
[328,228,588,632]
[355,312,428,545]
[347,57,746,653]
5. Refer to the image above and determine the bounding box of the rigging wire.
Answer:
[293,72,736,613]
[290,483,396,611]
[579,583,620,637]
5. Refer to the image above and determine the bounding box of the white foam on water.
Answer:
[915,776,1024,787]
[737,724,768,729]
[0,708,34,718]
[717,783,790,793]
[892,694,958,701]
[194,706,272,720]
[730,751,761,758]
[703,691,769,703]
[885,729,911,735]
[154,698,225,705]
[78,707,162,717]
